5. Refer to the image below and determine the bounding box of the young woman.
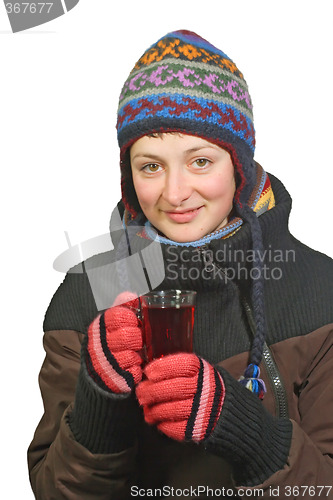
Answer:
[28,30,333,499]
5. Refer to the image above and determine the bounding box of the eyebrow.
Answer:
[131,144,220,162]
[131,152,164,162]
[185,145,220,155]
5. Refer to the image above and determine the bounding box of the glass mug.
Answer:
[140,290,197,363]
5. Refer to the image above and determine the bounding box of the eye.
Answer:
[192,158,210,168]
[142,163,162,173]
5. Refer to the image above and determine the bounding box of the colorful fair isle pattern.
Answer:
[117,31,255,152]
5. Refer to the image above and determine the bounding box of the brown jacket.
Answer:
[28,324,333,499]
[28,177,333,499]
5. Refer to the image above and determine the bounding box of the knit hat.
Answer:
[116,30,267,397]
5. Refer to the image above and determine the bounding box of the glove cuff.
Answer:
[204,368,292,487]
[186,357,225,442]
[69,340,140,454]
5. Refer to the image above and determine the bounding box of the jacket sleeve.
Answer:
[28,329,138,500]
[28,267,140,500]
[205,324,333,498]
[255,324,333,497]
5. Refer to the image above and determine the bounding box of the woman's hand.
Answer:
[86,292,143,393]
[136,353,225,442]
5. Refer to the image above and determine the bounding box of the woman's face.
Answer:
[130,133,236,243]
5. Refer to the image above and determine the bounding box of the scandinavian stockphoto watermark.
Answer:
[53,208,166,311]
[166,245,296,282]
[53,207,296,309]
[4,0,79,32]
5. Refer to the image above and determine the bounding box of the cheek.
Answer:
[201,174,236,202]
[132,177,158,210]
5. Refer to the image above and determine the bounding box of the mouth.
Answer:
[163,206,204,223]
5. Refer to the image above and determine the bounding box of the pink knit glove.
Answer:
[86,292,143,393]
[136,353,225,442]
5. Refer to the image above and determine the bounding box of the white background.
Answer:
[1,1,332,497]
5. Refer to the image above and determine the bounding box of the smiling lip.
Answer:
[164,206,203,223]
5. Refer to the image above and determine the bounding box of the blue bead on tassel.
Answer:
[239,363,266,400]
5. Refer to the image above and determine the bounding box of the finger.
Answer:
[136,375,198,406]
[112,291,139,308]
[144,353,200,381]
[106,326,143,351]
[143,398,193,424]
[157,420,187,442]
[126,364,142,386]
[104,305,139,329]
[115,350,143,371]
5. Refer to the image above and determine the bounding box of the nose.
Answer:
[161,168,193,206]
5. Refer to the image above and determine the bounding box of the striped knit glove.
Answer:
[86,292,143,393]
[136,353,225,442]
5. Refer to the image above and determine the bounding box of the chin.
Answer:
[162,228,206,243]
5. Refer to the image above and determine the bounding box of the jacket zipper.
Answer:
[198,244,289,419]
[242,300,289,419]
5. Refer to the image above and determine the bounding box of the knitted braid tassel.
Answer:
[235,205,267,400]
[239,364,266,400]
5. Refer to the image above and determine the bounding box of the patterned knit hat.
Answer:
[116,30,267,398]
[117,29,256,217]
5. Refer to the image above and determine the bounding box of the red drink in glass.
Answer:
[141,290,196,362]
